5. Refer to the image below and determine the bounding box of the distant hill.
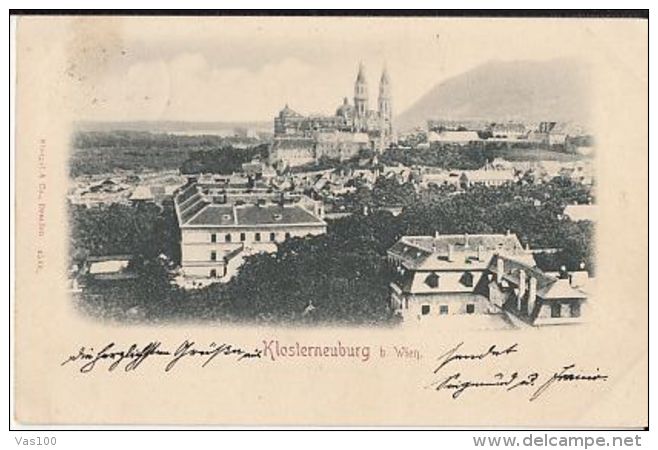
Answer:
[396,59,590,131]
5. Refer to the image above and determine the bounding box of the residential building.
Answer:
[387,232,589,326]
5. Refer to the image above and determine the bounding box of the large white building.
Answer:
[174,181,327,281]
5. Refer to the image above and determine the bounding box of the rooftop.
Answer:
[489,255,587,300]
[388,233,535,270]
[564,204,598,222]
[175,183,326,228]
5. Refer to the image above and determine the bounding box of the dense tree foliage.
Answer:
[329,176,419,213]
[212,211,402,325]
[69,201,180,264]
[180,145,269,175]
[398,181,595,273]
[70,131,266,176]
[381,145,493,169]
[73,130,260,149]
[380,143,587,169]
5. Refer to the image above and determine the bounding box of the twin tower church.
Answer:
[270,63,395,167]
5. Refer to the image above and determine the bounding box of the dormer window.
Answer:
[460,271,474,287]
[425,273,440,288]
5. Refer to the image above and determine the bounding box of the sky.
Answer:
[61,17,599,123]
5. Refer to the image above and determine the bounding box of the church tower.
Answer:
[354,62,369,130]
[378,66,393,136]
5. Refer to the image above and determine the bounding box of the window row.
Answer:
[424,271,475,288]
[549,302,581,318]
[210,232,292,243]
[420,303,475,315]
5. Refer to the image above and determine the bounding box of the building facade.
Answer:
[387,232,590,326]
[174,181,327,281]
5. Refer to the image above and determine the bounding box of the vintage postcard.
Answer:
[12,13,648,427]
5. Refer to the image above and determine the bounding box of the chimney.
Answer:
[464,233,469,248]
[434,230,440,239]
[559,265,568,279]
[527,277,537,317]
[477,245,484,261]
[447,244,455,262]
[506,229,511,237]
[496,255,505,282]
[519,269,527,299]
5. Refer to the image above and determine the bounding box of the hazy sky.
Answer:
[62,17,600,122]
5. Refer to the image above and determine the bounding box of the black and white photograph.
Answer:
[10,11,649,432]
[66,19,595,330]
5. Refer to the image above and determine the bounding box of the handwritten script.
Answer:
[61,340,262,373]
[427,342,608,402]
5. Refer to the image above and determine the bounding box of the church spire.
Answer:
[356,61,367,83]
[354,62,369,121]
[380,64,390,85]
[378,65,392,136]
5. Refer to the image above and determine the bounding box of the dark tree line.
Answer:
[180,145,269,175]
[70,131,267,176]
[73,130,260,149]
[381,145,493,170]
[213,212,402,325]
[69,201,180,265]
